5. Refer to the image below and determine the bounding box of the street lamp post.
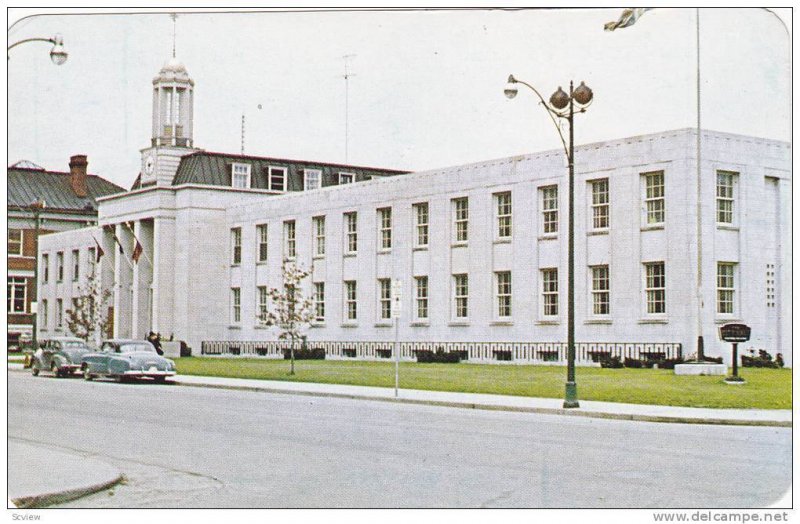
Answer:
[7,34,68,65]
[504,75,593,409]
[29,199,47,351]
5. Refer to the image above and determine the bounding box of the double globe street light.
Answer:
[504,75,593,408]
[8,34,68,65]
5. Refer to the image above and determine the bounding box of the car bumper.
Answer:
[122,370,176,377]
[60,365,81,372]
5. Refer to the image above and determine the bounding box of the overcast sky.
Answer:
[7,8,791,190]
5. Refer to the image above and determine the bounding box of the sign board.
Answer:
[719,323,751,343]
[392,280,402,318]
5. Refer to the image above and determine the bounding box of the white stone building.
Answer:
[36,57,792,366]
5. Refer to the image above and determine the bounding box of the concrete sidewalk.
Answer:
[8,440,123,508]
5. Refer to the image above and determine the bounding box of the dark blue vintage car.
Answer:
[81,339,177,383]
[32,337,92,377]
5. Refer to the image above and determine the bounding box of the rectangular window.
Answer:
[256,224,268,263]
[231,228,242,265]
[344,212,358,254]
[313,216,326,257]
[644,262,666,314]
[414,202,429,248]
[453,274,469,319]
[496,271,512,319]
[452,197,469,243]
[268,166,287,192]
[231,288,241,323]
[56,252,64,282]
[542,268,559,317]
[495,192,512,239]
[7,277,27,313]
[56,299,63,328]
[231,162,251,189]
[72,249,80,281]
[643,171,665,225]
[590,179,609,230]
[541,186,559,234]
[42,254,49,283]
[415,276,428,320]
[339,172,355,184]
[40,299,48,329]
[8,229,23,255]
[716,171,736,224]
[314,282,325,322]
[717,263,736,314]
[378,208,392,250]
[257,286,268,323]
[283,220,296,259]
[378,278,392,320]
[345,280,357,321]
[304,169,322,191]
[591,265,610,315]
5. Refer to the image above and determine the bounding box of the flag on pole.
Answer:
[132,239,143,263]
[92,237,105,262]
[604,8,651,31]
[111,230,125,256]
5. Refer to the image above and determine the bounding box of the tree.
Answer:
[65,271,112,346]
[261,259,315,375]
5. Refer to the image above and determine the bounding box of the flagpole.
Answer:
[695,8,704,360]
[123,221,153,267]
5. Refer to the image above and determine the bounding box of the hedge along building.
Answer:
[36,56,792,366]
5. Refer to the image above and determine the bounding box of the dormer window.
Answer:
[269,166,287,192]
[338,172,355,185]
[304,169,322,191]
[232,163,251,189]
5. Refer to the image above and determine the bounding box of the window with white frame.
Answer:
[378,208,392,250]
[56,252,64,282]
[541,268,559,317]
[72,249,80,281]
[231,163,251,189]
[414,202,429,248]
[495,271,512,319]
[231,288,241,323]
[591,265,610,315]
[541,186,559,234]
[257,286,268,323]
[345,280,357,321]
[8,229,22,255]
[40,299,48,329]
[42,254,49,283]
[56,298,63,328]
[314,282,325,322]
[231,228,242,265]
[495,192,512,239]
[644,262,666,314]
[304,169,322,191]
[313,216,326,257]
[590,179,609,230]
[717,262,736,314]
[338,172,355,184]
[716,171,737,225]
[283,220,296,259]
[344,212,358,254]
[452,197,469,243]
[7,277,27,313]
[643,171,665,225]
[256,224,268,263]
[453,274,469,319]
[268,166,287,191]
[415,276,428,320]
[378,278,392,320]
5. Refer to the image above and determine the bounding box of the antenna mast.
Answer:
[341,54,356,163]
[241,113,245,155]
[170,13,177,57]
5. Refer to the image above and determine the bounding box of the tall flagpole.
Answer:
[695,8,704,359]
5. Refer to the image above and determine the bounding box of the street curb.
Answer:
[173,380,792,428]
[11,474,125,509]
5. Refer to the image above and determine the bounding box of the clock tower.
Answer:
[139,56,199,187]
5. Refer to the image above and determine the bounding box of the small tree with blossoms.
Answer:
[65,271,112,347]
[261,259,316,375]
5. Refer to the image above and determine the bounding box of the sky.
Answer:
[7,8,792,190]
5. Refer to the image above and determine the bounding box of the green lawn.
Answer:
[176,358,791,409]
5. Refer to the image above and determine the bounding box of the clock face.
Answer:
[144,155,155,175]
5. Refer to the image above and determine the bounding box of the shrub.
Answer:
[493,350,513,362]
[343,348,357,358]
[599,356,623,368]
[283,347,325,360]
[657,357,685,370]
[624,358,644,369]
[415,349,462,363]
[741,349,782,368]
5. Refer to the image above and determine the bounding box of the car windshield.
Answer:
[63,341,88,349]
[118,343,156,354]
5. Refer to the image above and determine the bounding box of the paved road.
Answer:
[8,372,791,508]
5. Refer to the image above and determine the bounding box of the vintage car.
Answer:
[32,337,93,377]
[81,339,177,383]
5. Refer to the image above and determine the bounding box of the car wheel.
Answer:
[153,376,166,384]
[114,375,125,383]
[51,363,62,378]
[83,366,93,381]
[31,365,39,376]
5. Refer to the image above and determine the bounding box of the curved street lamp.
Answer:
[8,34,68,65]
[504,75,593,409]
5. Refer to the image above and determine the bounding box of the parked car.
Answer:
[32,337,92,377]
[81,339,177,383]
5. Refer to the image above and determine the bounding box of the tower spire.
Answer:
[170,13,177,58]
[341,54,356,163]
